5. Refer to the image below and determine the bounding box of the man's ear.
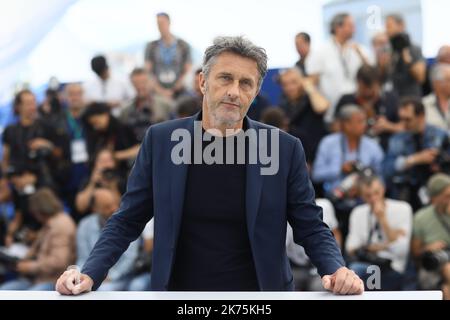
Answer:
[199,72,206,95]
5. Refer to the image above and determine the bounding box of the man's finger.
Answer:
[322,275,332,291]
[339,273,354,295]
[64,271,77,292]
[72,276,92,295]
[56,276,73,295]
[333,270,348,294]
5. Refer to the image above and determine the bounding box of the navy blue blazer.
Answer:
[82,113,345,291]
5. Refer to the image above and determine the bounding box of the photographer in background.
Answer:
[0,188,75,290]
[4,166,42,247]
[312,105,384,237]
[346,176,412,290]
[385,14,426,97]
[422,63,450,131]
[81,102,140,173]
[120,68,173,142]
[75,148,125,215]
[2,90,70,245]
[384,98,449,211]
[412,174,450,299]
[2,90,70,191]
[334,65,402,151]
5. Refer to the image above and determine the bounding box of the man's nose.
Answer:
[226,81,240,100]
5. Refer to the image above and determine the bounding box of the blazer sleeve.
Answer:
[81,127,154,289]
[287,138,345,277]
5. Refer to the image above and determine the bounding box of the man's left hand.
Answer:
[322,267,364,295]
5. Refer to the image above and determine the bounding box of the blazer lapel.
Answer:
[245,117,264,240]
[169,114,198,245]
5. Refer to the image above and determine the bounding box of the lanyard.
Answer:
[66,111,83,139]
[340,134,361,166]
[367,211,383,245]
[334,39,351,80]
[435,210,450,237]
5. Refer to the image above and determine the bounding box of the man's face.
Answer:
[438,46,450,64]
[385,17,404,38]
[131,73,151,98]
[65,84,84,110]
[88,113,110,131]
[200,52,260,127]
[435,68,450,97]
[19,92,37,119]
[295,36,310,58]
[361,180,385,206]
[279,70,302,101]
[434,186,450,213]
[357,81,380,101]
[157,15,170,37]
[340,16,355,40]
[399,105,421,132]
[342,112,367,137]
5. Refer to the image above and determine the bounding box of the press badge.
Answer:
[71,139,89,163]
[158,69,176,85]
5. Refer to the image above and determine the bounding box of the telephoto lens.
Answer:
[422,249,450,271]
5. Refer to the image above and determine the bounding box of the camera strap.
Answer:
[435,210,450,237]
[340,134,361,169]
[367,211,383,246]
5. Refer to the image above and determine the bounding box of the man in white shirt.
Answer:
[306,13,370,124]
[346,175,412,290]
[83,55,134,117]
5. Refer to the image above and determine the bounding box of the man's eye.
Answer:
[241,80,253,88]
[220,75,231,81]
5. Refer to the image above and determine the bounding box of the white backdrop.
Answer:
[1,0,449,107]
[0,0,325,105]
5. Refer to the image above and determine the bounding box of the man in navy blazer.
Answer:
[57,36,364,295]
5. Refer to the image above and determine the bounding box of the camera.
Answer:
[101,168,118,181]
[422,248,450,271]
[354,247,392,271]
[390,33,411,52]
[332,162,375,200]
[28,147,52,161]
[436,134,450,173]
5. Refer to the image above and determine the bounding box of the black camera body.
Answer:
[390,33,411,52]
[101,168,119,181]
[354,247,392,271]
[422,248,450,271]
[436,134,450,173]
[28,147,52,161]
[332,162,375,200]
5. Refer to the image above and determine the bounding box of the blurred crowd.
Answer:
[0,12,450,298]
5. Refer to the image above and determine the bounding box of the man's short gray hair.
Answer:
[338,104,364,121]
[202,36,268,88]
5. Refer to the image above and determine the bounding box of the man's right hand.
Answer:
[409,149,439,166]
[55,269,94,295]
[424,240,448,253]
[342,161,356,174]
